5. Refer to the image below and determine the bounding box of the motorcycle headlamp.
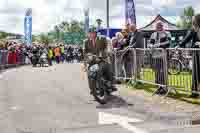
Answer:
[88,55,94,61]
[89,64,99,72]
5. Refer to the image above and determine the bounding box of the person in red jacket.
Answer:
[8,44,17,65]
[8,47,14,64]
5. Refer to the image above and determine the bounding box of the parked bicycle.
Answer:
[168,49,192,75]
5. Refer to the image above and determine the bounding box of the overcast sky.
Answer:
[0,0,200,34]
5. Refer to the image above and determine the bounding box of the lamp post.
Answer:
[106,0,109,37]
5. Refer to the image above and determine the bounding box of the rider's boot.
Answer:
[107,82,118,92]
[111,85,118,92]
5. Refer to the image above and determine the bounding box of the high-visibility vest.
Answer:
[48,49,53,58]
[61,47,65,54]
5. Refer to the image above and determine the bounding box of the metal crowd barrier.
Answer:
[114,48,200,96]
[0,50,27,71]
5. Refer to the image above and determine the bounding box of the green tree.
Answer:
[177,6,195,29]
[69,20,84,32]
[32,35,40,42]
[61,22,70,32]
[0,32,8,39]
[54,25,60,41]
[39,34,53,46]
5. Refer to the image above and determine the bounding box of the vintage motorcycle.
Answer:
[86,54,116,104]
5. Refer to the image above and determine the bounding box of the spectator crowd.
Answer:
[0,41,84,68]
[109,14,200,97]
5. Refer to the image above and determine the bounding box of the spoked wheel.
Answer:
[168,59,181,75]
[92,79,109,105]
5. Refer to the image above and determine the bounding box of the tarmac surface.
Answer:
[0,63,199,133]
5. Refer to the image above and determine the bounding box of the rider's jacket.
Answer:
[83,35,108,65]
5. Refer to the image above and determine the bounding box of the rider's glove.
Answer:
[195,42,200,46]
[148,44,154,49]
[154,43,161,48]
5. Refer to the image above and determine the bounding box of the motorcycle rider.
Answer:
[83,27,117,95]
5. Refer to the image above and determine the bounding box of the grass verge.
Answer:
[126,81,200,105]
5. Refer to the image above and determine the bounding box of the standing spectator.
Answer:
[8,45,17,65]
[121,29,129,39]
[1,43,8,66]
[54,45,61,64]
[121,26,129,47]
[127,24,144,48]
[48,46,53,66]
[178,14,200,98]
[115,32,125,50]
[111,37,118,49]
[124,24,144,80]
[60,44,65,63]
[0,43,3,66]
[112,33,126,78]
[22,45,28,64]
[149,22,171,95]
[15,45,21,64]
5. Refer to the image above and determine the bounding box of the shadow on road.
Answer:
[96,95,134,109]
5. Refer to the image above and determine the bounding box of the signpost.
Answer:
[63,32,85,45]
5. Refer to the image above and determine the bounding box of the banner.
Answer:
[84,8,89,34]
[63,32,85,44]
[125,0,136,25]
[24,8,32,45]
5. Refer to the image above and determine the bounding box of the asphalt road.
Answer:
[0,63,199,133]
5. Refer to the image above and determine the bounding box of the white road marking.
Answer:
[120,122,148,133]
[10,106,19,110]
[0,74,3,79]
[99,112,142,124]
[0,69,18,79]
[9,105,23,111]
[99,112,148,133]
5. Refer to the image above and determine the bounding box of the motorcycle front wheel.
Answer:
[91,78,109,105]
